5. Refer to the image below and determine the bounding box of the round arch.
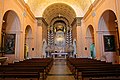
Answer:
[98,10,117,31]
[42,3,76,57]
[1,10,21,62]
[50,16,69,26]
[2,10,21,32]
[42,3,76,25]
[98,10,119,63]
[3,9,22,28]
[25,25,32,38]
[24,25,32,59]
[86,25,95,58]
[86,25,94,39]
[96,9,117,31]
[25,0,85,17]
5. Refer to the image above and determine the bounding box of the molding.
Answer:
[6,30,23,34]
[85,36,94,38]
[36,17,48,26]
[25,4,35,20]
[83,0,100,20]
[41,18,48,26]
[16,0,35,20]
[25,37,34,39]
[71,18,76,26]
[94,0,105,12]
[16,0,26,10]
[96,30,117,32]
[50,16,69,26]
[71,17,83,26]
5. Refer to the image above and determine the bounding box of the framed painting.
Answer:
[4,34,16,54]
[103,35,116,52]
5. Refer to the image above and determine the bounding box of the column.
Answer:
[36,18,48,57]
[47,26,50,45]
[69,27,72,45]
[75,17,83,57]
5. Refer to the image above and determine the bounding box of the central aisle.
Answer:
[46,58,75,80]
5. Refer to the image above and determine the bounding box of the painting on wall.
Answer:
[4,34,16,54]
[103,35,116,52]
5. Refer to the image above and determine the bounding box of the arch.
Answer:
[98,10,117,31]
[86,25,94,40]
[2,10,21,30]
[98,10,119,63]
[25,25,32,38]
[27,0,84,17]
[97,9,117,31]
[50,16,69,26]
[24,25,32,59]
[2,10,21,32]
[86,25,95,58]
[42,3,76,24]
[1,10,21,62]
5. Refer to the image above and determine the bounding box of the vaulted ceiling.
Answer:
[43,3,76,24]
[24,0,95,24]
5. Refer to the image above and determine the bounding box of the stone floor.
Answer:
[46,59,75,80]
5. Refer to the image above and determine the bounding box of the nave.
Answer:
[1,0,120,79]
[0,57,120,80]
[0,0,120,66]
[46,59,75,80]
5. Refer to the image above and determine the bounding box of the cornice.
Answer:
[17,0,35,20]
[25,4,35,20]
[71,17,83,26]
[83,0,100,20]
[36,17,48,26]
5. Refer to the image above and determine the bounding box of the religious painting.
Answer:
[4,34,16,54]
[103,35,116,52]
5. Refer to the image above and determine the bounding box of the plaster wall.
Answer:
[82,0,119,63]
[36,26,43,57]
[0,0,37,62]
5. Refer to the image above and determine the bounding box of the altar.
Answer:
[51,53,68,58]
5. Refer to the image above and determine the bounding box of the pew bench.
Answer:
[0,72,40,80]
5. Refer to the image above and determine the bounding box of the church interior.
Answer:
[0,0,120,80]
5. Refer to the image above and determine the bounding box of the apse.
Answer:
[42,3,76,57]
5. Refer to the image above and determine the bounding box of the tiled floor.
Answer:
[46,59,75,80]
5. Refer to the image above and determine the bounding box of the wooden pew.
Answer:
[81,70,120,80]
[89,77,120,80]
[66,58,120,80]
[0,71,40,80]
[0,58,54,80]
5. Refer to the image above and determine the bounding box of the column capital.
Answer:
[36,17,48,26]
[71,17,83,26]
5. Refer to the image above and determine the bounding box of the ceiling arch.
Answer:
[43,3,76,24]
[24,0,95,17]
